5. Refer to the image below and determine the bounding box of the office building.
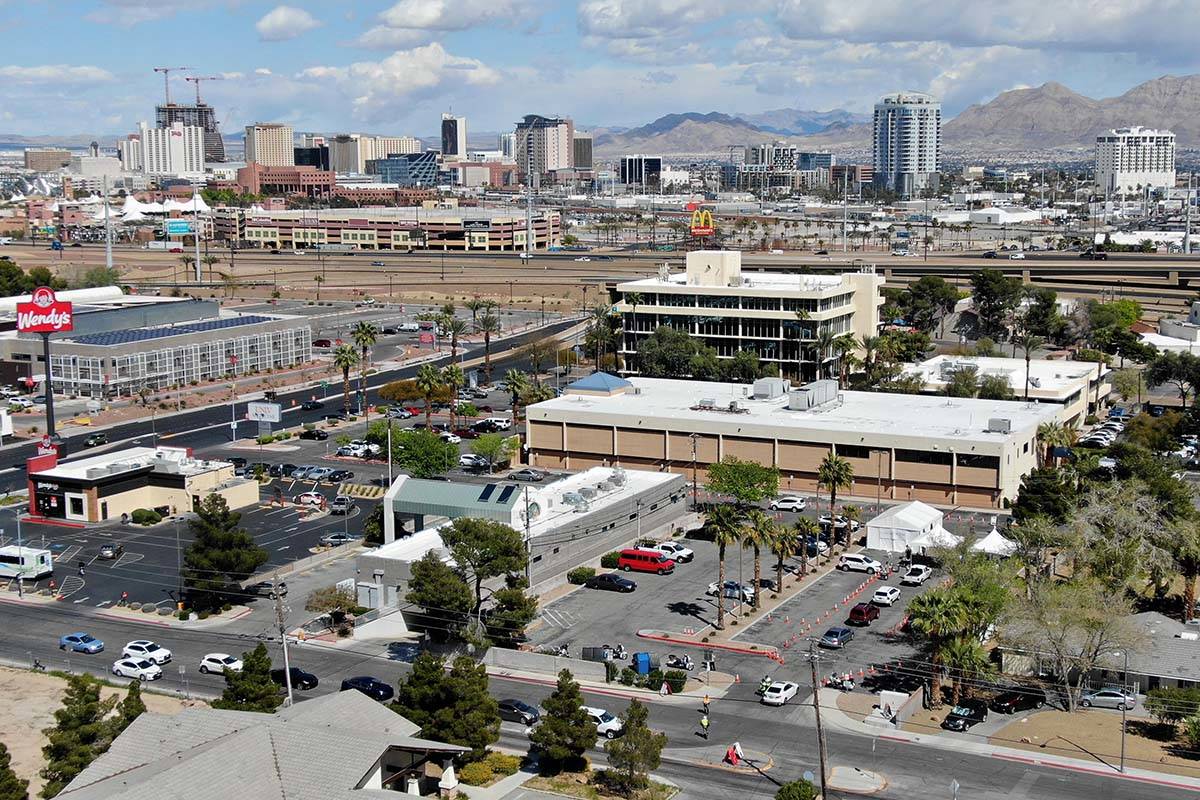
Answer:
[155,102,225,162]
[872,92,941,198]
[440,113,466,157]
[799,152,834,171]
[329,134,420,174]
[293,144,330,171]
[514,115,574,182]
[1096,126,1176,195]
[299,134,327,147]
[244,123,295,167]
[23,148,71,172]
[619,155,662,187]
[116,136,143,172]
[68,155,123,180]
[573,132,594,170]
[615,250,882,381]
[138,121,204,178]
[745,141,799,170]
[526,373,1060,508]
[499,132,515,158]
[233,163,334,198]
[831,164,873,186]
[370,151,440,187]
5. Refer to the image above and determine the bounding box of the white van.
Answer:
[398,322,420,332]
[485,417,512,430]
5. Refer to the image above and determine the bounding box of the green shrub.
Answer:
[458,403,479,417]
[600,551,620,569]
[197,610,210,620]
[485,752,521,776]
[619,666,637,686]
[177,610,189,621]
[663,669,688,693]
[458,762,494,786]
[567,567,595,585]
[350,605,370,616]
[221,603,233,612]
[256,434,273,445]
[605,660,619,683]
[131,508,162,526]
[645,668,664,690]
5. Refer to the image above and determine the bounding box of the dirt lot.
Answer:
[0,667,200,795]
[990,709,1200,779]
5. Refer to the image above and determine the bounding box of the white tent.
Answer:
[971,526,1017,557]
[866,500,953,553]
[911,526,964,550]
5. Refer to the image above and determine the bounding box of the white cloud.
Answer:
[89,0,208,26]
[254,68,275,76]
[256,5,322,42]
[0,64,115,84]
[379,0,534,31]
[353,24,430,50]
[578,0,728,39]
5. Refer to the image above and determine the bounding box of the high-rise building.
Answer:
[499,132,516,159]
[371,151,440,187]
[117,136,143,172]
[441,114,467,157]
[300,134,327,148]
[619,155,662,187]
[374,136,421,157]
[573,132,593,170]
[155,103,225,162]
[330,134,420,173]
[514,115,574,183]
[244,123,295,167]
[23,148,71,172]
[872,92,940,198]
[294,145,330,171]
[1096,126,1176,195]
[745,141,798,170]
[139,121,204,177]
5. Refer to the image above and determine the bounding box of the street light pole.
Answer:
[807,639,830,798]
[689,433,699,509]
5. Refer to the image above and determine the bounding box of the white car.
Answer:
[8,397,33,409]
[837,553,883,574]
[819,514,861,532]
[1008,251,1026,260]
[293,491,325,506]
[0,387,21,398]
[900,564,934,585]
[386,407,414,419]
[574,256,592,262]
[484,417,513,431]
[122,640,172,664]
[761,681,800,706]
[440,431,462,444]
[707,581,755,602]
[871,586,901,606]
[769,496,807,512]
[650,541,694,563]
[199,653,244,674]
[111,658,162,681]
[582,705,624,739]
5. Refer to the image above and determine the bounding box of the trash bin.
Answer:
[632,652,652,675]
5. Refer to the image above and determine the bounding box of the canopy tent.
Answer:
[971,526,1017,557]
[911,526,963,550]
[866,500,955,553]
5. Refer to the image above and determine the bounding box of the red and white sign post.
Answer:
[16,287,73,436]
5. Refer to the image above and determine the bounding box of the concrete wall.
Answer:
[482,648,607,682]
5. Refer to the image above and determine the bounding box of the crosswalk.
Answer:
[539,608,582,628]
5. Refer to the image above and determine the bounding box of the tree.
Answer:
[1111,368,1146,407]
[470,433,518,471]
[40,675,116,798]
[441,364,465,430]
[1146,351,1200,408]
[485,582,539,647]
[0,741,27,800]
[312,274,324,301]
[1015,334,1045,401]
[332,344,360,416]
[904,276,959,334]
[414,363,444,426]
[743,510,774,609]
[978,374,1013,400]
[907,587,966,707]
[502,369,530,423]
[444,317,470,361]
[74,265,121,289]
[182,495,268,612]
[1088,298,1142,331]
[1010,466,1076,525]
[406,552,473,639]
[945,365,979,397]
[212,643,282,713]
[439,517,527,610]
[395,428,458,478]
[529,669,595,773]
[475,312,501,384]
[705,504,744,629]
[393,653,500,762]
[521,339,556,379]
[1165,519,1200,623]
[603,699,666,796]
[707,457,780,508]
[637,326,704,378]
[111,680,146,740]
[1144,687,1200,732]
[772,524,801,594]
[970,269,1022,338]
[350,321,378,418]
[817,453,853,521]
[775,779,819,800]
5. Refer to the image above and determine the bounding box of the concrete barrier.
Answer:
[482,647,607,682]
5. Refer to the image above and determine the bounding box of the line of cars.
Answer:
[582,543,696,594]
[1076,417,1124,449]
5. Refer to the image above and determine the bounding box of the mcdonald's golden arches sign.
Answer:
[689,208,714,237]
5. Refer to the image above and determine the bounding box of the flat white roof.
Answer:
[1141,331,1195,352]
[32,446,231,480]
[531,377,1060,451]
[911,355,1104,399]
[618,271,846,293]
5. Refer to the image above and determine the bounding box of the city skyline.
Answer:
[0,1,1198,136]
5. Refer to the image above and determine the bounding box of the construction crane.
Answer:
[153,66,191,105]
[184,75,224,105]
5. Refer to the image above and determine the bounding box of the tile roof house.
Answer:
[58,690,467,799]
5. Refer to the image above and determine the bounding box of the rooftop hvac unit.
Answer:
[938,360,966,379]
[579,487,597,500]
[1029,377,1041,388]
[575,500,591,513]
[562,491,585,506]
[631,387,642,395]
[698,398,716,409]
[597,481,613,492]
[986,418,1012,434]
[610,468,627,486]
[752,377,789,400]
[729,401,740,413]
[787,379,839,411]
[1179,631,1200,641]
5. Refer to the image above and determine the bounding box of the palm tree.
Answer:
[587,303,615,371]
[414,363,443,426]
[502,369,530,423]
[179,254,195,282]
[475,312,501,384]
[772,524,800,593]
[442,364,464,430]
[331,345,359,416]
[832,334,858,388]
[907,588,966,708]
[625,291,643,350]
[464,297,486,326]
[1015,334,1045,401]
[1035,421,1076,467]
[860,335,879,383]
[350,321,378,419]
[795,516,821,572]
[444,317,470,361]
[744,510,775,609]
[1166,519,1200,623]
[201,254,220,282]
[706,504,745,630]
[313,274,324,302]
[817,452,853,519]
[942,636,992,705]
[814,328,837,379]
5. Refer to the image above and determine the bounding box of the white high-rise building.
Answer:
[499,132,515,159]
[514,115,574,183]
[1096,126,1176,196]
[244,123,295,167]
[138,121,204,178]
[117,136,143,172]
[872,92,941,198]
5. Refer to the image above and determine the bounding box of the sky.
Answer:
[0,0,1197,138]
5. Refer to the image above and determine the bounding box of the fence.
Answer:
[482,647,607,682]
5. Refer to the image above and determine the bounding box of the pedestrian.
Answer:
[702,693,711,714]
[77,560,85,576]
[700,714,710,740]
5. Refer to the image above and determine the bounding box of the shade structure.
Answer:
[971,526,1017,556]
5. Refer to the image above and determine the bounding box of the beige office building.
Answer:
[330,134,421,174]
[244,123,295,167]
[615,250,883,382]
[526,374,1060,509]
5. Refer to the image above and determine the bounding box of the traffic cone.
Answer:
[734,674,741,684]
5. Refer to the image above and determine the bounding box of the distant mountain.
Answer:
[736,107,870,136]
[593,112,773,157]
[0,133,119,150]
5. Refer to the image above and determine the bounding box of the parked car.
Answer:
[649,541,694,562]
[341,676,394,702]
[617,548,675,575]
[8,397,33,409]
[268,463,297,478]
[293,491,325,506]
[871,586,901,606]
[498,698,541,725]
[386,407,414,419]
[312,338,333,348]
[59,632,104,653]
[942,699,989,731]
[706,580,754,603]
[98,543,124,560]
[439,431,462,444]
[837,553,882,574]
[483,417,512,430]
[323,412,349,423]
[761,681,800,706]
[290,465,318,479]
[584,573,636,593]
[248,580,287,599]
[990,686,1048,714]
[307,467,334,481]
[199,653,243,674]
[298,429,328,441]
[83,433,108,447]
[111,658,162,681]
[329,495,355,515]
[320,532,357,546]
[819,514,861,532]
[508,468,546,482]
[460,453,490,470]
[327,469,355,483]
[121,640,172,664]
[300,400,323,410]
[271,667,319,690]
[900,564,934,585]
[582,706,624,739]
[819,626,855,649]
[802,537,830,558]
[769,496,807,512]
[847,602,880,626]
[1080,687,1136,710]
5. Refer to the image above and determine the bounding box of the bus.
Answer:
[0,545,54,580]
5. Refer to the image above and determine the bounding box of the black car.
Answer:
[585,573,636,593]
[498,698,541,725]
[327,469,354,483]
[228,456,248,467]
[271,666,319,690]
[941,699,988,731]
[381,326,400,335]
[323,412,349,422]
[990,686,1047,714]
[982,250,998,258]
[268,463,298,478]
[248,580,288,599]
[471,420,500,433]
[1079,249,1109,260]
[83,432,108,447]
[301,400,323,410]
[341,675,394,702]
[299,429,329,440]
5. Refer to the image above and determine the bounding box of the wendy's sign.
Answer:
[17,287,73,333]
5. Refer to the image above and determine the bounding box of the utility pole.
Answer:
[15,519,21,599]
[841,172,848,253]
[806,640,830,799]
[1186,174,1193,256]
[192,189,202,282]
[273,575,294,707]
[103,175,112,273]
[689,433,699,509]
[523,487,532,586]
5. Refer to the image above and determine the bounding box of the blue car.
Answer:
[59,632,104,653]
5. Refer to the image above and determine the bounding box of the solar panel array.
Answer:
[70,316,277,347]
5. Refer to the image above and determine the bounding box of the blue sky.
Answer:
[0,0,1197,137]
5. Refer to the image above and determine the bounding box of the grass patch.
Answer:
[526,771,677,800]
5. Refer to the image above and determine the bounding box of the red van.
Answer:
[617,548,676,575]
